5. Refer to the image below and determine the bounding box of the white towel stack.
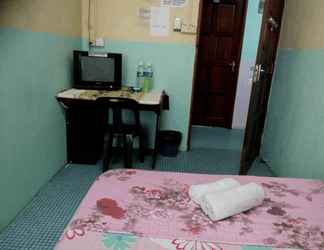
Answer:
[189,179,265,221]
[189,178,241,204]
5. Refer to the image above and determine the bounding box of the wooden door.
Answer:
[192,0,247,128]
[240,0,285,175]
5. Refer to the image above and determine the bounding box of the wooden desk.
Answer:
[56,88,168,169]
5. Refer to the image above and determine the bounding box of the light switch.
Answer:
[173,18,182,32]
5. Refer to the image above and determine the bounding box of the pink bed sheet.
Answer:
[55,169,324,250]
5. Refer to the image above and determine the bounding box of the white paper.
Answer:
[150,7,170,37]
[161,0,186,8]
[138,7,151,23]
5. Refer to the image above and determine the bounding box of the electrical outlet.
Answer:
[181,23,197,34]
[95,38,105,47]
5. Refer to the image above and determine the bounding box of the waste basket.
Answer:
[158,130,182,157]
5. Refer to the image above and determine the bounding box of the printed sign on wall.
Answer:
[161,0,186,8]
[150,7,170,36]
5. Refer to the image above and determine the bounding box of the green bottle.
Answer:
[143,63,153,93]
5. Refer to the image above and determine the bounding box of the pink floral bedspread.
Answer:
[55,169,324,250]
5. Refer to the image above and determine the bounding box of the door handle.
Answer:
[253,64,267,82]
[228,61,236,73]
[251,65,260,83]
[252,64,265,83]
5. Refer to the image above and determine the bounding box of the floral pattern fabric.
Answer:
[55,169,324,250]
[103,233,138,250]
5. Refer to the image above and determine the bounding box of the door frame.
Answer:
[187,0,248,150]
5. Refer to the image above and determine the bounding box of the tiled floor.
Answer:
[0,126,274,249]
[191,126,244,150]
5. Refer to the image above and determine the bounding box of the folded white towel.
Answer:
[200,183,265,221]
[188,178,241,204]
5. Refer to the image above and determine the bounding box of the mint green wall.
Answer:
[0,28,80,231]
[241,0,262,61]
[233,0,263,129]
[82,39,195,151]
[262,49,324,179]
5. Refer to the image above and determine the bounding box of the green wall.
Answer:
[241,0,263,60]
[262,48,324,179]
[83,39,195,151]
[0,28,80,231]
[233,0,263,129]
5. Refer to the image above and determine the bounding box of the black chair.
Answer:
[96,97,145,171]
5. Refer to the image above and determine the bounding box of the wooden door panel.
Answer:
[214,37,233,61]
[200,1,213,35]
[209,67,230,93]
[192,0,247,128]
[199,37,214,64]
[196,68,208,90]
[206,95,225,116]
[240,0,285,175]
[200,36,233,62]
[193,95,205,113]
[214,4,236,33]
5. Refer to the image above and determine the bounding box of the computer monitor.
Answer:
[73,50,122,90]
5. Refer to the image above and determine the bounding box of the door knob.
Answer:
[228,61,236,73]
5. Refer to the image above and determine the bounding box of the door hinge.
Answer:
[268,17,279,31]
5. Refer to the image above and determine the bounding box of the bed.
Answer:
[54,169,324,250]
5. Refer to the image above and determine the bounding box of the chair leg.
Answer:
[122,134,133,169]
[122,134,129,168]
[127,135,134,168]
[103,133,113,172]
[138,132,145,163]
[116,135,123,152]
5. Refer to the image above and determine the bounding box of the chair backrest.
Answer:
[96,97,140,131]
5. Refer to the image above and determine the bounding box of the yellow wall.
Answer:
[0,0,82,37]
[81,0,199,44]
[279,0,324,49]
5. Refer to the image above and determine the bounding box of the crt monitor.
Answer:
[73,50,122,90]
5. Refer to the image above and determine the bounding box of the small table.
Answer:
[56,88,169,169]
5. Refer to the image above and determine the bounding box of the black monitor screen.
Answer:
[80,56,115,82]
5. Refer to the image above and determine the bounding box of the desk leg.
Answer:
[65,108,72,164]
[152,112,161,169]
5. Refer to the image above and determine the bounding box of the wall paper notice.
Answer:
[161,0,186,8]
[150,7,170,36]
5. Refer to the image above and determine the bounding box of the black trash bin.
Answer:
[158,130,182,157]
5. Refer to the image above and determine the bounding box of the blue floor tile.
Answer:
[0,126,274,249]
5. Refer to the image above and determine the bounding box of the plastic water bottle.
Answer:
[135,62,144,91]
[143,63,153,93]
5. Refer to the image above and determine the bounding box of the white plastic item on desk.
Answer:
[57,89,86,99]
[139,91,162,105]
